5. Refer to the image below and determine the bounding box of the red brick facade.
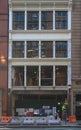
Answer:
[0,0,8,115]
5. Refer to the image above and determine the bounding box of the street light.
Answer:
[0,56,6,64]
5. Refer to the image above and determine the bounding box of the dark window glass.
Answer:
[27,41,39,58]
[41,41,53,58]
[41,66,53,86]
[12,41,24,58]
[27,11,39,30]
[41,11,53,30]
[55,41,67,57]
[13,11,24,30]
[27,66,39,86]
[55,11,68,29]
[12,66,24,86]
[55,66,67,86]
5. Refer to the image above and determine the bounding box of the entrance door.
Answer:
[76,106,81,120]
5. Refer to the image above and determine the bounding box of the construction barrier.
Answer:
[69,115,76,123]
[0,116,11,123]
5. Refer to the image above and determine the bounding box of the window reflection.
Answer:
[55,66,67,86]
[12,41,24,58]
[55,41,67,58]
[13,11,24,30]
[12,66,24,86]
[55,11,68,29]
[41,11,53,30]
[27,41,39,58]
[41,66,53,86]
[27,66,39,86]
[27,11,39,30]
[41,41,53,58]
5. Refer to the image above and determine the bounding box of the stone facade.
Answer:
[71,0,81,119]
[8,0,72,117]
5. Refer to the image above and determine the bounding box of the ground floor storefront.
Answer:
[73,92,81,120]
[8,90,81,120]
[9,90,68,118]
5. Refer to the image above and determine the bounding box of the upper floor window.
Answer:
[27,66,39,86]
[12,10,69,30]
[55,66,67,86]
[55,11,68,29]
[41,41,53,58]
[27,11,39,30]
[41,66,53,86]
[27,41,39,58]
[55,41,67,58]
[41,11,53,30]
[13,11,25,30]
[12,41,24,58]
[12,66,24,86]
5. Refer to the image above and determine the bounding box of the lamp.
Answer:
[0,56,6,64]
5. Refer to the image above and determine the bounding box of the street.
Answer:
[0,127,81,130]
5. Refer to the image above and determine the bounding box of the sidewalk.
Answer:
[61,120,81,127]
[0,120,81,128]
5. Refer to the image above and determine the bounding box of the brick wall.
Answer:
[72,0,81,79]
[0,0,8,115]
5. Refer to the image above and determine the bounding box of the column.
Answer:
[53,41,55,58]
[24,66,26,87]
[53,10,55,30]
[68,10,71,30]
[39,41,41,58]
[8,65,12,89]
[9,8,12,30]
[9,41,12,58]
[53,66,55,87]
[39,66,41,87]
[24,41,27,58]
[70,90,73,115]
[25,11,27,30]
[68,39,71,58]
[68,63,71,85]
[39,10,41,30]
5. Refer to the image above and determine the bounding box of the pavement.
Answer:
[0,120,81,128]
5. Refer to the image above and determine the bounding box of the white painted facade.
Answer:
[8,0,72,115]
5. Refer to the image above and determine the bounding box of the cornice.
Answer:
[9,0,72,9]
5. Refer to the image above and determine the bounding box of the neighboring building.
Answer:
[0,0,8,115]
[71,0,81,120]
[8,0,72,116]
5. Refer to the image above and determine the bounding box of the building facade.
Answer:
[9,0,72,116]
[71,0,81,120]
[0,0,8,115]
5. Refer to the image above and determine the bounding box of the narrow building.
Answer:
[71,0,81,120]
[0,0,8,115]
